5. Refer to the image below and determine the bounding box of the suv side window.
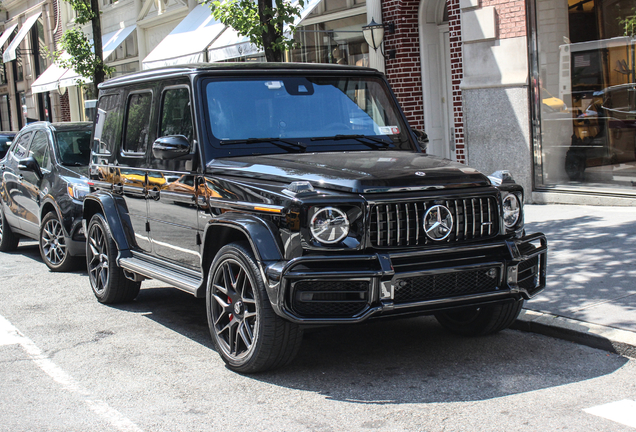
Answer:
[11,131,33,159]
[123,91,153,154]
[29,131,51,170]
[159,87,193,143]
[94,94,123,155]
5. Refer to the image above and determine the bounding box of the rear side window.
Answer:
[94,94,123,155]
[159,87,193,143]
[123,92,153,154]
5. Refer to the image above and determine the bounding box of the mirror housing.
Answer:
[412,129,428,152]
[152,136,190,160]
[18,156,43,180]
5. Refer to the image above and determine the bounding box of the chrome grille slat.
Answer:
[370,195,499,248]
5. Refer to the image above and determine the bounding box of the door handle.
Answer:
[18,174,23,181]
[148,188,160,200]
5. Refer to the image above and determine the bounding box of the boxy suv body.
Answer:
[84,63,547,372]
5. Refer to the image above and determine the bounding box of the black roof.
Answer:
[100,62,384,89]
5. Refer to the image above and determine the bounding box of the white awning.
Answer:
[0,23,18,49]
[142,5,225,70]
[3,12,41,63]
[144,0,322,67]
[30,25,137,93]
[205,0,322,62]
[31,54,72,94]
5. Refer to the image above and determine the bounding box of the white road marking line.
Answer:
[0,314,144,432]
[584,400,636,429]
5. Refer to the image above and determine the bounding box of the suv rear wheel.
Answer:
[434,300,523,336]
[39,212,78,272]
[0,207,19,252]
[206,242,303,373]
[86,213,140,303]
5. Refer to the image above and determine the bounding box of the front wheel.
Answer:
[86,213,140,303]
[206,242,303,373]
[39,212,78,272]
[434,300,523,336]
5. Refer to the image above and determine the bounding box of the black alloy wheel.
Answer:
[39,212,77,272]
[434,300,524,336]
[86,213,140,303]
[207,242,303,373]
[0,207,19,252]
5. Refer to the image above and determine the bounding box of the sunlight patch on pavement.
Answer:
[0,314,144,432]
[584,400,636,429]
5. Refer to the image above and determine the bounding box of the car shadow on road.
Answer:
[117,285,629,405]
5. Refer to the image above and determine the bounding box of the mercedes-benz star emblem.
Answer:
[423,205,453,241]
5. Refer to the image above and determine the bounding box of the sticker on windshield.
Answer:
[379,126,400,135]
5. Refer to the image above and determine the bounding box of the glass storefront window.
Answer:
[290,14,368,66]
[535,0,636,192]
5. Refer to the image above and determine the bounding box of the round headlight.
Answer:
[502,194,521,228]
[310,207,350,244]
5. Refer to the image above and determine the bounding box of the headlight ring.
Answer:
[502,193,521,228]
[310,207,350,244]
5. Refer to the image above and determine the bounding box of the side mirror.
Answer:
[152,136,190,160]
[18,156,43,180]
[412,129,429,152]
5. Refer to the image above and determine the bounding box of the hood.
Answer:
[58,164,89,180]
[207,151,491,193]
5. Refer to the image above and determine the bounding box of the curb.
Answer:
[512,309,636,359]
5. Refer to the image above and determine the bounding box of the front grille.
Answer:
[291,280,369,318]
[394,268,500,303]
[370,196,499,248]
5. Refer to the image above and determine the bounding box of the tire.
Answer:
[0,206,19,252]
[206,242,303,373]
[435,300,523,337]
[39,212,78,272]
[86,213,140,303]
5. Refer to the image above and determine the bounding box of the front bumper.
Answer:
[265,232,547,324]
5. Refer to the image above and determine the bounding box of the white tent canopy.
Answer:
[143,0,322,69]
[3,13,41,63]
[31,26,137,94]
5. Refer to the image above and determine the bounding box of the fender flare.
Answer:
[83,192,133,257]
[201,213,285,264]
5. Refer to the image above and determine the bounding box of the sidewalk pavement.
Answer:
[514,204,636,358]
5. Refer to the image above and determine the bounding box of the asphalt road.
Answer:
[2,242,636,432]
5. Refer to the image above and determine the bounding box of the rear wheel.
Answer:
[434,300,523,336]
[39,212,78,272]
[206,242,303,373]
[86,213,140,303]
[0,207,19,252]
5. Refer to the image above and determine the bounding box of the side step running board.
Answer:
[119,256,203,296]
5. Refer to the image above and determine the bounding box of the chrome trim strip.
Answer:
[207,198,284,213]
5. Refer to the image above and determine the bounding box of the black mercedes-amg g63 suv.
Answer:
[84,63,547,373]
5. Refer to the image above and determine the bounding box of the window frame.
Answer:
[121,89,154,158]
[157,84,195,150]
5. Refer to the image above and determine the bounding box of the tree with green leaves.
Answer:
[57,0,113,95]
[204,0,304,62]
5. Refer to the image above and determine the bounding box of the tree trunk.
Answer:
[258,0,283,62]
[90,0,105,86]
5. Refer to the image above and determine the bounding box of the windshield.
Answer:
[204,76,413,159]
[55,130,92,166]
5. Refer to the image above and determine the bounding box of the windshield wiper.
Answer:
[310,134,394,149]
[219,137,307,153]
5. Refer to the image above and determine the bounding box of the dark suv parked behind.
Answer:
[84,64,547,373]
[0,122,92,271]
